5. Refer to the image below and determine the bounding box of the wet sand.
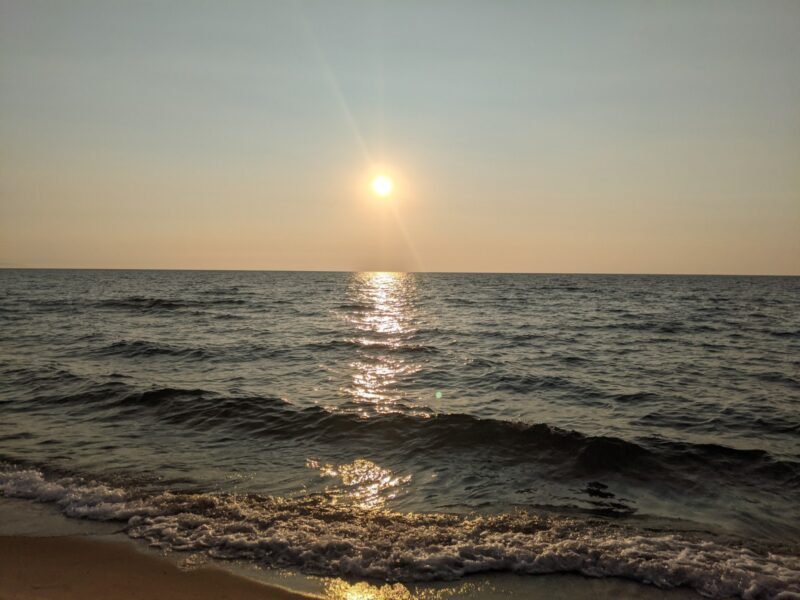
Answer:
[0,536,311,600]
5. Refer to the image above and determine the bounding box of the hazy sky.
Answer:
[1,1,798,274]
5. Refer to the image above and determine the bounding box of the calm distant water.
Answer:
[1,270,799,598]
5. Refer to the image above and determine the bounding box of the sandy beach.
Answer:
[0,536,311,600]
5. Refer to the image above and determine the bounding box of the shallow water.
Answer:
[1,270,798,598]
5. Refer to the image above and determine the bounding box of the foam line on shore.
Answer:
[1,465,798,599]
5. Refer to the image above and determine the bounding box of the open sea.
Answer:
[1,269,798,598]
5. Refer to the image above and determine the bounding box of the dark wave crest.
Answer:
[24,384,800,490]
[95,296,247,312]
[93,340,212,360]
[96,297,189,311]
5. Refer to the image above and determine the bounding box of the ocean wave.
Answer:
[769,329,800,339]
[23,385,800,488]
[612,391,660,403]
[94,340,212,360]
[490,373,581,394]
[0,465,797,599]
[599,321,717,335]
[306,339,438,354]
[1,365,85,389]
[754,371,800,388]
[94,296,247,312]
[96,297,189,311]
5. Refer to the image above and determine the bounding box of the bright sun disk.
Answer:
[371,175,393,197]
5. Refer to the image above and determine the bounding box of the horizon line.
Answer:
[1,267,797,277]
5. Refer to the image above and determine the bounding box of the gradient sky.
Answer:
[1,1,798,274]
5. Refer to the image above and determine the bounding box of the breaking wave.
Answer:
[0,466,797,599]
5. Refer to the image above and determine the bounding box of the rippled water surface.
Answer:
[1,270,799,598]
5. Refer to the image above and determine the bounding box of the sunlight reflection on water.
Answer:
[323,578,483,600]
[306,458,411,509]
[310,274,423,512]
[340,272,422,416]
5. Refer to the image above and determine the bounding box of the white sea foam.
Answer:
[1,466,798,599]
[0,468,160,520]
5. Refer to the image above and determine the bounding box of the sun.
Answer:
[371,175,393,198]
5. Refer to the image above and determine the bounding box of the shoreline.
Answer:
[0,535,313,600]
[0,497,705,599]
[0,532,706,600]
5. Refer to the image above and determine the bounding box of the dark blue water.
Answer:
[1,270,798,598]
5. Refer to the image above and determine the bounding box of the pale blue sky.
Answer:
[1,1,798,273]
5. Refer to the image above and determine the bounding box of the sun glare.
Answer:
[371,175,393,198]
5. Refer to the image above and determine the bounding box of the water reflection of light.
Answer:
[323,578,484,600]
[340,272,421,415]
[307,458,411,509]
[345,272,416,339]
[326,580,413,600]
